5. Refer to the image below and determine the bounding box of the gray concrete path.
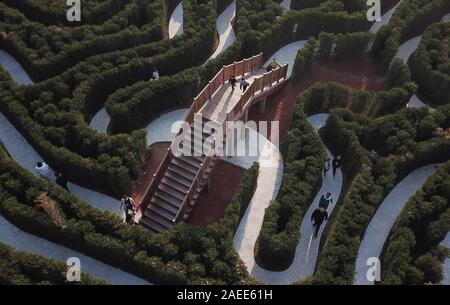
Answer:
[169,2,184,39]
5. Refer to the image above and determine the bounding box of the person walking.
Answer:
[36,162,50,180]
[311,207,328,238]
[332,155,342,177]
[240,78,249,92]
[55,172,69,191]
[319,192,333,210]
[120,195,137,224]
[323,157,331,176]
[151,68,159,80]
[229,75,236,91]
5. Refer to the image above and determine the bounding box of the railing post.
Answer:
[233,62,236,76]
[222,65,226,84]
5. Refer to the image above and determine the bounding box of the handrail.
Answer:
[141,53,266,220]
[226,63,288,122]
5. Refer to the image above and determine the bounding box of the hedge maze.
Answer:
[0,0,449,285]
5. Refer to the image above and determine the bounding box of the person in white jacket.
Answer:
[35,161,50,180]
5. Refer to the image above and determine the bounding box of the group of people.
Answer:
[310,155,343,239]
[228,75,249,92]
[323,155,342,177]
[36,161,138,224]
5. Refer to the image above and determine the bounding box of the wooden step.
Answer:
[145,204,176,222]
[168,163,196,180]
[140,216,171,233]
[150,196,179,214]
[179,156,203,167]
[164,170,193,187]
[172,158,199,175]
[144,211,173,229]
[158,184,186,201]
[161,175,190,192]
[154,190,183,207]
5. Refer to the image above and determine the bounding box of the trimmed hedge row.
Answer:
[292,37,317,78]
[0,144,260,284]
[380,161,450,284]
[0,243,106,285]
[1,0,135,26]
[303,105,450,284]
[317,31,374,60]
[0,68,146,196]
[409,22,450,106]
[0,0,165,80]
[371,0,450,68]
[257,94,327,269]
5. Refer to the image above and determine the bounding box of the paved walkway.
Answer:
[354,164,439,285]
[233,114,343,284]
[89,108,110,134]
[169,1,184,39]
[0,215,150,285]
[280,0,291,12]
[146,108,188,145]
[441,233,450,285]
[263,41,307,78]
[0,50,32,84]
[207,1,236,62]
[370,1,402,33]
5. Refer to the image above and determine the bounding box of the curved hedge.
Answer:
[380,161,450,284]
[303,104,450,284]
[0,144,260,284]
[371,0,450,68]
[0,243,106,285]
[0,0,165,80]
[257,93,327,269]
[1,0,135,25]
[409,22,450,106]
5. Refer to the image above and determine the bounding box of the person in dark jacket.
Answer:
[318,192,333,210]
[55,172,69,191]
[240,78,249,92]
[332,155,342,177]
[229,75,236,90]
[311,207,328,238]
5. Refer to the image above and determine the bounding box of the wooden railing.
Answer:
[226,63,288,121]
[141,54,288,223]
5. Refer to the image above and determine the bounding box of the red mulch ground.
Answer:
[187,160,246,227]
[135,57,385,223]
[132,142,171,207]
[248,57,386,142]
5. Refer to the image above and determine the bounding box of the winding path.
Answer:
[207,1,236,62]
[89,108,110,134]
[441,233,450,285]
[370,1,402,33]
[354,164,440,285]
[0,51,154,284]
[0,215,150,285]
[233,114,343,284]
[263,40,307,78]
[169,2,184,39]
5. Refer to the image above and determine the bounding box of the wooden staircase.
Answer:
[139,53,288,233]
[140,118,222,232]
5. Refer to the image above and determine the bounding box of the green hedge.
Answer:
[381,161,450,284]
[303,105,450,284]
[409,22,450,106]
[0,243,106,285]
[317,31,374,60]
[257,94,327,269]
[292,37,317,79]
[371,0,450,68]
[1,0,135,25]
[0,0,165,80]
[0,143,261,284]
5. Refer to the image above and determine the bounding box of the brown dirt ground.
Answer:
[248,57,385,142]
[186,160,246,227]
[132,142,171,209]
[135,57,385,224]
